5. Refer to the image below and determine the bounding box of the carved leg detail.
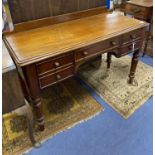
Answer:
[26,109,41,147]
[22,64,45,131]
[31,97,44,131]
[129,49,140,84]
[107,53,112,69]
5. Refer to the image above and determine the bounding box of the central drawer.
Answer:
[75,37,120,62]
[36,53,74,76]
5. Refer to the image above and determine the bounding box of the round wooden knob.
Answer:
[130,34,136,39]
[111,41,117,46]
[56,74,61,79]
[54,62,60,67]
[83,51,88,56]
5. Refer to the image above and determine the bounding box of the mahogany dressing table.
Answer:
[3,7,147,131]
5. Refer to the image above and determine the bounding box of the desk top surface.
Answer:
[127,0,153,7]
[4,12,147,66]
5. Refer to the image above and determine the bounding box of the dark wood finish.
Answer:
[119,40,141,57]
[143,21,152,56]
[124,0,153,56]
[129,49,141,84]
[8,0,106,24]
[75,28,144,61]
[22,64,44,131]
[122,29,142,43]
[75,37,120,62]
[4,12,147,67]
[107,53,112,69]
[18,72,30,103]
[39,66,74,89]
[3,9,147,130]
[124,3,153,21]
[6,7,106,34]
[36,53,74,76]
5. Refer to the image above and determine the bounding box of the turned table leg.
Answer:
[143,20,152,57]
[128,49,140,84]
[22,64,45,131]
[31,97,44,131]
[18,73,30,103]
[107,53,112,69]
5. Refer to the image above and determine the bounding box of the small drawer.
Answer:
[120,40,141,56]
[75,37,120,61]
[39,66,74,89]
[36,53,74,76]
[122,29,143,44]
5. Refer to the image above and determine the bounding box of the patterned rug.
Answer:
[3,78,103,155]
[78,55,153,119]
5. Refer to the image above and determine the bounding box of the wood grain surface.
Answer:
[4,12,147,66]
[8,0,106,23]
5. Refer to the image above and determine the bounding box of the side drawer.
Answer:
[75,37,120,62]
[122,29,143,44]
[36,53,74,76]
[120,40,142,56]
[39,66,74,89]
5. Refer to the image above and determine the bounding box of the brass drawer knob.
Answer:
[111,41,117,46]
[83,51,88,56]
[130,34,136,39]
[54,62,60,67]
[56,74,61,80]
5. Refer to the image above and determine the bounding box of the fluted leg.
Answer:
[31,97,44,131]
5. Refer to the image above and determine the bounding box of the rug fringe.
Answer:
[24,108,104,154]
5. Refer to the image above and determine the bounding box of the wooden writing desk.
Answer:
[3,8,147,131]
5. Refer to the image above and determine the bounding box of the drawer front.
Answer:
[120,40,141,56]
[122,29,143,44]
[39,66,74,89]
[125,4,150,20]
[36,53,74,76]
[75,37,120,61]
